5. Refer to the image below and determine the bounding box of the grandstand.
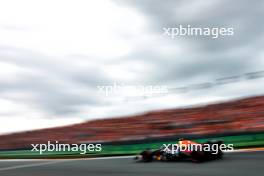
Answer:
[0,96,264,150]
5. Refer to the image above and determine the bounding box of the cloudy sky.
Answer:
[0,0,264,134]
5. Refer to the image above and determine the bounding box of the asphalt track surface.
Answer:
[0,151,263,176]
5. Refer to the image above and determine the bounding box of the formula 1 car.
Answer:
[134,139,223,163]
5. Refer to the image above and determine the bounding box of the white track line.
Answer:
[0,159,53,162]
[0,149,263,171]
[0,160,67,172]
[0,156,134,162]
[0,156,134,171]
[75,155,134,160]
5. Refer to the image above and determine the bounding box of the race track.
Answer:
[0,151,263,176]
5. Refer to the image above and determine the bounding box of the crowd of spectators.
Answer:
[0,96,263,149]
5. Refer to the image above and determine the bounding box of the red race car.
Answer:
[134,139,225,163]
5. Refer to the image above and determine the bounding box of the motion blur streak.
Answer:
[0,152,264,176]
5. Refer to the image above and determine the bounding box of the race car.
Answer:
[134,139,223,162]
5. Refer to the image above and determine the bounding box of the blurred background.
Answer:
[0,0,264,158]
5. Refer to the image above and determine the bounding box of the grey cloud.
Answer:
[1,0,264,123]
[0,46,111,116]
[113,0,264,87]
[117,0,264,51]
